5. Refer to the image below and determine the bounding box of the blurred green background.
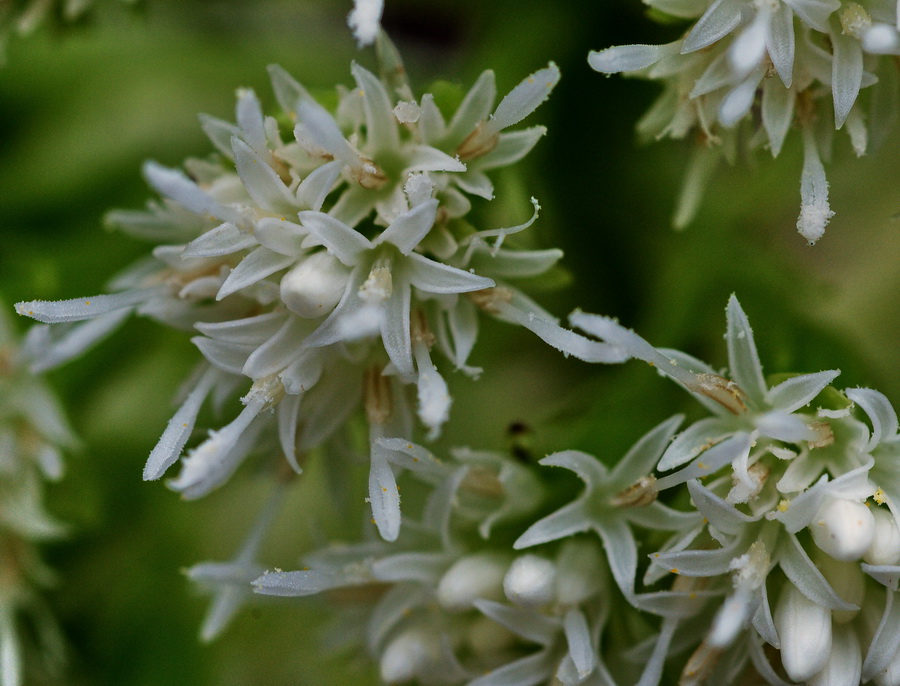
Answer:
[0,0,897,683]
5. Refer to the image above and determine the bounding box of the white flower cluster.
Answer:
[0,307,75,686]
[589,0,900,243]
[15,31,623,545]
[251,443,621,685]
[541,294,900,683]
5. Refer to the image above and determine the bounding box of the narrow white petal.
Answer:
[467,247,563,279]
[184,222,255,258]
[369,448,401,541]
[831,27,864,128]
[254,217,306,257]
[16,289,157,323]
[242,315,310,379]
[232,137,298,216]
[718,70,765,127]
[235,88,268,158]
[847,387,899,450]
[766,369,840,412]
[488,63,560,132]
[144,367,219,480]
[143,161,237,223]
[477,126,546,171]
[563,609,595,677]
[413,342,451,440]
[762,77,795,157]
[407,253,494,293]
[496,301,629,364]
[169,402,266,499]
[726,294,767,405]
[195,311,285,344]
[374,199,439,255]
[267,64,312,114]
[199,114,240,159]
[729,6,772,77]
[297,211,371,265]
[277,392,303,473]
[682,0,743,53]
[217,247,295,300]
[295,100,359,166]
[380,279,413,378]
[783,0,841,32]
[403,145,466,173]
[192,337,254,375]
[351,62,399,153]
[768,4,796,86]
[296,160,342,211]
[446,70,497,145]
[22,308,132,372]
[588,42,679,73]
[418,93,447,144]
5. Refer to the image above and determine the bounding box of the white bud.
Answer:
[865,508,900,566]
[774,583,832,681]
[810,498,875,561]
[436,553,506,612]
[379,628,439,684]
[280,252,349,318]
[808,623,861,686]
[862,24,900,54]
[503,554,556,607]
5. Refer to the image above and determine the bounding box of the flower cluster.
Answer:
[540,294,900,683]
[251,442,625,685]
[15,30,624,545]
[0,307,76,686]
[589,0,900,243]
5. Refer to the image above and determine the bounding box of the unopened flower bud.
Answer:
[774,583,832,681]
[280,252,349,318]
[864,508,900,566]
[808,623,862,686]
[380,628,440,684]
[810,498,875,561]
[436,553,506,612]
[503,554,556,607]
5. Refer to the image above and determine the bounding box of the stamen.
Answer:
[468,286,513,314]
[611,475,659,508]
[684,373,748,415]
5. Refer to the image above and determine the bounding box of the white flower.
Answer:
[589,0,900,240]
[572,295,841,492]
[514,415,700,602]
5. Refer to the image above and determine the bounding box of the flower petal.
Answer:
[682,0,743,53]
